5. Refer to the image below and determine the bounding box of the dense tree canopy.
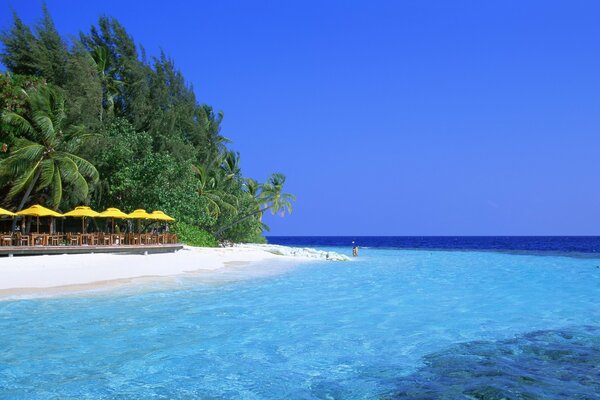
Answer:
[0,6,294,244]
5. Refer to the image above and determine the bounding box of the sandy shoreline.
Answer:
[0,245,318,299]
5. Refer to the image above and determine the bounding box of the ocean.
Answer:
[1,237,599,398]
[268,235,600,255]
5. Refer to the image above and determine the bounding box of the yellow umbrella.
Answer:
[99,207,130,218]
[17,204,63,233]
[98,207,130,233]
[128,209,153,234]
[149,210,175,221]
[0,207,16,217]
[128,209,152,219]
[63,206,100,233]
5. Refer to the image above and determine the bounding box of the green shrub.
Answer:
[172,222,218,247]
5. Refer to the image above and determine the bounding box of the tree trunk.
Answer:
[11,167,42,232]
[214,206,270,238]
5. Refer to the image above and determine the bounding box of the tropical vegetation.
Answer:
[0,5,294,245]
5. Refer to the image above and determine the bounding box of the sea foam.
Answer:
[234,243,351,261]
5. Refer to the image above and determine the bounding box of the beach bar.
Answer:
[0,205,182,257]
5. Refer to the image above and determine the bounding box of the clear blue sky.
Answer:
[2,1,600,235]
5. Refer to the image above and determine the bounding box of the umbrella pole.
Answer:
[37,216,40,233]
[82,217,85,234]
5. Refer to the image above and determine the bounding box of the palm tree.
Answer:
[214,173,295,237]
[244,178,260,198]
[90,45,123,121]
[258,173,295,216]
[221,150,241,179]
[196,105,229,163]
[0,85,99,212]
[192,163,238,219]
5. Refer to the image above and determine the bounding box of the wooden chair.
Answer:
[1,234,13,246]
[88,234,99,246]
[100,233,111,245]
[49,234,61,246]
[67,234,79,246]
[16,233,29,246]
[128,234,140,245]
[142,234,152,245]
[112,234,124,245]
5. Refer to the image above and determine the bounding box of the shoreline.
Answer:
[0,245,336,300]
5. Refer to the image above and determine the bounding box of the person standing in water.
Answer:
[352,241,358,257]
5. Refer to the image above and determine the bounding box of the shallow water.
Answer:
[1,248,599,398]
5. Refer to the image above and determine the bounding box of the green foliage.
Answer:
[0,6,68,85]
[172,221,218,247]
[0,6,296,242]
[0,85,99,210]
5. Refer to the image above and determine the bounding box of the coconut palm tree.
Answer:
[192,163,238,219]
[196,104,229,164]
[214,173,295,237]
[221,150,241,179]
[258,173,295,216]
[0,85,99,212]
[90,45,123,121]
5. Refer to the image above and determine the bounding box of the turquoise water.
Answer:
[1,248,600,398]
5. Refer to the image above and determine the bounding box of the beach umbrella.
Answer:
[128,209,152,219]
[149,210,175,221]
[17,204,63,233]
[0,207,16,217]
[147,210,175,236]
[128,209,152,233]
[98,207,130,233]
[63,206,100,233]
[129,208,152,231]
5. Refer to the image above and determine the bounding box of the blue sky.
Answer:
[2,1,600,235]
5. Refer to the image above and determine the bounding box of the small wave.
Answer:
[234,244,351,261]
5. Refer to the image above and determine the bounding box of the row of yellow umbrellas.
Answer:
[0,205,174,233]
[0,204,175,221]
[0,205,174,220]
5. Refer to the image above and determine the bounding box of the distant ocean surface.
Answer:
[268,236,600,255]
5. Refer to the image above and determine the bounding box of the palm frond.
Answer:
[36,159,55,190]
[6,161,41,200]
[2,112,35,137]
[57,152,99,182]
[31,112,55,144]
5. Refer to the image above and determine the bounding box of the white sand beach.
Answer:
[0,244,349,299]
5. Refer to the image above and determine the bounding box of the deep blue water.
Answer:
[1,239,600,398]
[268,236,600,255]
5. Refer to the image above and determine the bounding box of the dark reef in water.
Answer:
[383,326,600,400]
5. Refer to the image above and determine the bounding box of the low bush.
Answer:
[172,222,218,247]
